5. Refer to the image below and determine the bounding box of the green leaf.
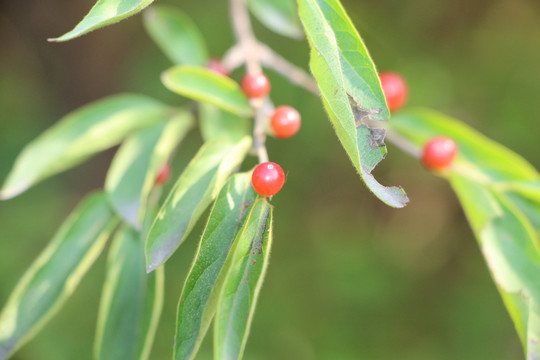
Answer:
[174,173,257,360]
[214,197,273,360]
[390,107,540,358]
[449,173,540,358]
[0,192,117,359]
[199,104,251,144]
[1,94,172,200]
[161,66,253,118]
[105,112,193,228]
[95,226,164,360]
[390,108,539,184]
[298,0,408,208]
[145,137,252,272]
[49,0,155,42]
[248,0,303,39]
[143,5,208,66]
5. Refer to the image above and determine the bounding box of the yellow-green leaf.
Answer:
[0,192,118,359]
[145,137,252,272]
[143,5,208,66]
[1,94,171,200]
[161,66,253,118]
[174,173,257,360]
[214,197,273,360]
[50,0,155,42]
[105,112,193,228]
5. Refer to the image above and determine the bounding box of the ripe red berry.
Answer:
[421,137,458,170]
[379,71,408,112]
[241,73,271,99]
[270,106,301,138]
[206,58,230,77]
[155,163,171,185]
[251,162,285,197]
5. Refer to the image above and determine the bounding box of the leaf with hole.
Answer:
[0,192,117,359]
[298,0,408,208]
[145,137,252,273]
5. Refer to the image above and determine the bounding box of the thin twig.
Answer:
[222,45,244,72]
[230,0,268,163]
[258,43,320,95]
[385,129,420,158]
[228,0,419,163]
[230,0,261,75]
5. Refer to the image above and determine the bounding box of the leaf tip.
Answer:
[0,183,29,200]
[47,34,70,43]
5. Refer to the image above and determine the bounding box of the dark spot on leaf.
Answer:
[368,128,386,148]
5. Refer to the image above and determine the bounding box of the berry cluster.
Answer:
[207,59,300,197]
[166,61,458,195]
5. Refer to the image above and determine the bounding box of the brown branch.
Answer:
[228,0,419,163]
[258,44,320,95]
[230,0,268,163]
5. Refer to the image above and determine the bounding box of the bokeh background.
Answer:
[1,0,540,359]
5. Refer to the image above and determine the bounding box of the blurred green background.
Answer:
[1,0,539,359]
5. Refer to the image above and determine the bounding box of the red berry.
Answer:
[379,71,408,112]
[421,137,458,170]
[155,163,171,185]
[251,162,285,197]
[206,58,230,77]
[241,73,271,99]
[270,106,301,138]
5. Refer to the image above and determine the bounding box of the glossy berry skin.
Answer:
[241,73,271,99]
[252,162,285,197]
[155,163,171,185]
[379,71,408,112]
[421,137,458,170]
[206,58,230,77]
[270,106,301,138]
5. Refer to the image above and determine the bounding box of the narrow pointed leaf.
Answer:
[145,137,252,272]
[390,108,540,233]
[95,226,164,360]
[298,0,408,208]
[450,173,540,358]
[143,6,208,66]
[214,198,273,360]
[391,108,539,183]
[105,112,193,228]
[0,192,118,359]
[174,173,257,360]
[248,0,303,39]
[390,107,540,358]
[1,94,172,200]
[49,0,155,42]
[199,104,251,144]
[161,66,253,117]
